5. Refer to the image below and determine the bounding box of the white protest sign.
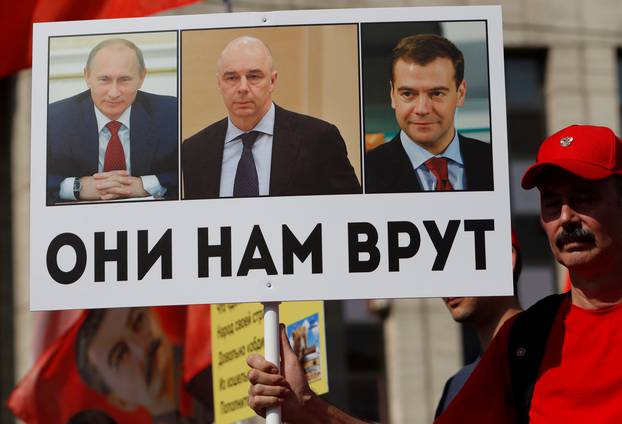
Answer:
[30,6,512,310]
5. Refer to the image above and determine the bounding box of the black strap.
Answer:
[508,292,569,423]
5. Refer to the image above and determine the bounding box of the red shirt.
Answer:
[437,297,622,423]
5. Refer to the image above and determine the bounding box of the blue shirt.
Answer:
[219,103,275,197]
[399,130,466,190]
[435,358,480,417]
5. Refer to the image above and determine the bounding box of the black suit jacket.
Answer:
[182,105,361,199]
[364,133,494,193]
[46,90,178,204]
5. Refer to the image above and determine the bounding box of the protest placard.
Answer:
[30,5,511,310]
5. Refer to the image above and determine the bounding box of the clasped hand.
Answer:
[79,170,148,200]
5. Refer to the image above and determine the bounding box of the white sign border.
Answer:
[31,6,512,311]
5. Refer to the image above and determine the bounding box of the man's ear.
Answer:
[107,393,137,412]
[137,67,147,89]
[456,80,467,107]
[83,67,91,87]
[269,70,278,93]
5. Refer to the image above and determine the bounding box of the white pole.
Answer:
[263,301,282,424]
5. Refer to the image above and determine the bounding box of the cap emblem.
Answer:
[560,136,573,147]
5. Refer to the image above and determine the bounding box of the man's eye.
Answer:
[542,199,561,211]
[400,91,414,99]
[575,192,595,201]
[430,90,444,98]
[225,75,238,82]
[132,311,145,332]
[114,343,129,369]
[572,194,595,206]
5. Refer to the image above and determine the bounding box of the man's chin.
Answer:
[556,249,598,268]
[143,388,177,417]
[231,102,256,112]
[100,105,126,120]
[450,310,472,323]
[405,129,442,145]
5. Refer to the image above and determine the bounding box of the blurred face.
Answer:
[84,44,146,121]
[390,57,465,154]
[217,38,277,131]
[87,307,175,414]
[539,171,622,273]
[443,247,518,322]
[443,296,481,323]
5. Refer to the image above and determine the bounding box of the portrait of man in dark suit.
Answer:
[182,36,361,199]
[46,38,178,205]
[365,34,493,193]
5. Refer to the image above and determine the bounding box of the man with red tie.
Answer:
[364,34,493,193]
[46,38,178,204]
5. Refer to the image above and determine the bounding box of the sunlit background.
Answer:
[1,0,621,423]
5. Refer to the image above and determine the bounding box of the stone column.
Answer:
[12,70,34,382]
[383,298,461,423]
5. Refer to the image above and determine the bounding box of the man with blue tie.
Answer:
[46,38,178,204]
[181,36,361,199]
[365,34,493,193]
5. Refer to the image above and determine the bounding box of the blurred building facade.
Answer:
[3,1,621,423]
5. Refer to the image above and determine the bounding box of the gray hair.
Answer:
[86,38,145,74]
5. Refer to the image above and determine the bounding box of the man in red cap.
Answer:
[246,124,622,423]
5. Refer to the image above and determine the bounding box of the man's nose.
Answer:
[414,95,431,115]
[237,76,249,92]
[559,203,580,225]
[108,81,121,97]
[127,333,152,359]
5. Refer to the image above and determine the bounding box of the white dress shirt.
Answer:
[219,103,275,197]
[399,130,466,190]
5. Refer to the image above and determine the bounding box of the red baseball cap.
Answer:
[521,125,622,189]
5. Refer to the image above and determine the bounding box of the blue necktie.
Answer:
[233,131,261,197]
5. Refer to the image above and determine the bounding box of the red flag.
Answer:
[32,310,82,360]
[0,0,199,77]
[184,305,212,384]
[146,305,213,386]
[7,312,152,424]
[152,305,188,346]
[8,306,213,423]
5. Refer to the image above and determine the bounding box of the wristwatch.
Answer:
[73,178,81,200]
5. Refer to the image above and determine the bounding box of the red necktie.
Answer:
[103,121,126,172]
[424,157,453,191]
